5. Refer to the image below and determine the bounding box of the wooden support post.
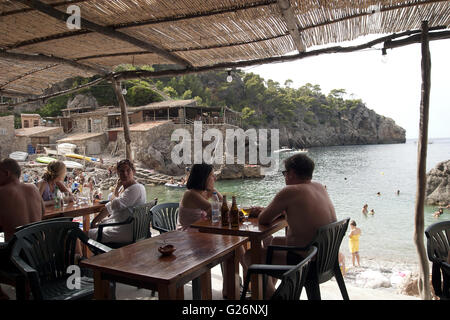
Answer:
[112,78,132,161]
[414,20,432,300]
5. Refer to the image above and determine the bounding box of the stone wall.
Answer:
[71,114,108,134]
[14,127,64,152]
[60,134,108,156]
[0,115,16,157]
[113,122,246,175]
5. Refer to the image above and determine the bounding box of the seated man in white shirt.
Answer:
[89,159,146,243]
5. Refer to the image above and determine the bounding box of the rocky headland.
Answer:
[425,160,450,205]
[273,103,406,148]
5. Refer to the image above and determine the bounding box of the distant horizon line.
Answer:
[406,137,450,140]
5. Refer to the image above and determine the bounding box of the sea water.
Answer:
[146,138,450,290]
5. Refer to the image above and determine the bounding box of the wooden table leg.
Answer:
[200,270,212,300]
[250,238,263,300]
[224,249,239,300]
[176,286,185,300]
[93,270,111,300]
[82,215,90,257]
[158,283,177,300]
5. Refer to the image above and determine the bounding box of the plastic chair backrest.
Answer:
[309,218,350,283]
[132,199,157,242]
[272,246,317,300]
[151,202,179,233]
[425,220,450,263]
[10,221,83,299]
[15,217,74,233]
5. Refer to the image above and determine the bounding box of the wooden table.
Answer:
[44,202,105,256]
[80,231,248,300]
[190,217,287,300]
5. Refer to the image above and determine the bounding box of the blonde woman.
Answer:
[36,161,72,206]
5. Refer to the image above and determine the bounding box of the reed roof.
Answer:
[1,0,449,96]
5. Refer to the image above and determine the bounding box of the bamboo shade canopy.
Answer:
[0,0,449,96]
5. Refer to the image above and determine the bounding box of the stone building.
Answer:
[0,115,16,158]
[15,126,64,153]
[21,114,41,128]
[67,109,109,134]
[56,132,107,156]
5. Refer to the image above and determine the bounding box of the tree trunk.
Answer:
[112,78,132,161]
[414,20,431,300]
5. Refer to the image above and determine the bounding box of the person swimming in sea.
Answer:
[433,208,444,218]
[369,209,375,215]
[362,204,368,215]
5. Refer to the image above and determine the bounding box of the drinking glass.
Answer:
[62,192,70,207]
[72,193,79,207]
[241,207,250,225]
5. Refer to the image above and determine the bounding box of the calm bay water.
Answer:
[146,138,450,266]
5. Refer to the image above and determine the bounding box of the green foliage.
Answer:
[163,86,178,99]
[193,96,203,105]
[304,111,318,126]
[28,65,367,130]
[182,89,192,100]
[126,83,163,106]
[39,95,70,117]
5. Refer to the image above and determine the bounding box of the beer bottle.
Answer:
[230,196,239,228]
[221,195,229,226]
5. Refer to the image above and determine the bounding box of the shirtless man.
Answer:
[0,158,45,242]
[250,154,336,296]
[0,158,45,299]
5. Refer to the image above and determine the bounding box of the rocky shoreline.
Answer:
[20,153,265,192]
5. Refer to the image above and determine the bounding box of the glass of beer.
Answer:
[241,207,250,225]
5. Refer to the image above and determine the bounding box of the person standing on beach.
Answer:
[349,220,362,267]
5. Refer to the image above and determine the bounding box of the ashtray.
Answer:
[158,244,176,256]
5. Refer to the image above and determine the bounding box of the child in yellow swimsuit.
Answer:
[349,220,362,267]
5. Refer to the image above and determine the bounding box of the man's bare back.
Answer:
[0,181,44,241]
[259,181,336,247]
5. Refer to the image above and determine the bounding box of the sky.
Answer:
[244,35,450,139]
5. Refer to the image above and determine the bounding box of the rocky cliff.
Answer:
[425,160,450,205]
[273,103,405,148]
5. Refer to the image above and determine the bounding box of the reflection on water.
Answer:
[146,139,450,265]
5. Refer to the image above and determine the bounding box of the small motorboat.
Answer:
[164,183,186,189]
[36,156,57,164]
[290,149,308,154]
[63,160,84,169]
[65,153,100,162]
[9,151,28,161]
[273,147,293,154]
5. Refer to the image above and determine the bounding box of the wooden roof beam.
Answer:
[3,28,448,107]
[114,28,450,81]
[16,0,192,68]
[6,0,446,53]
[277,0,305,52]
[0,50,108,75]
[0,90,37,98]
[1,0,91,17]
